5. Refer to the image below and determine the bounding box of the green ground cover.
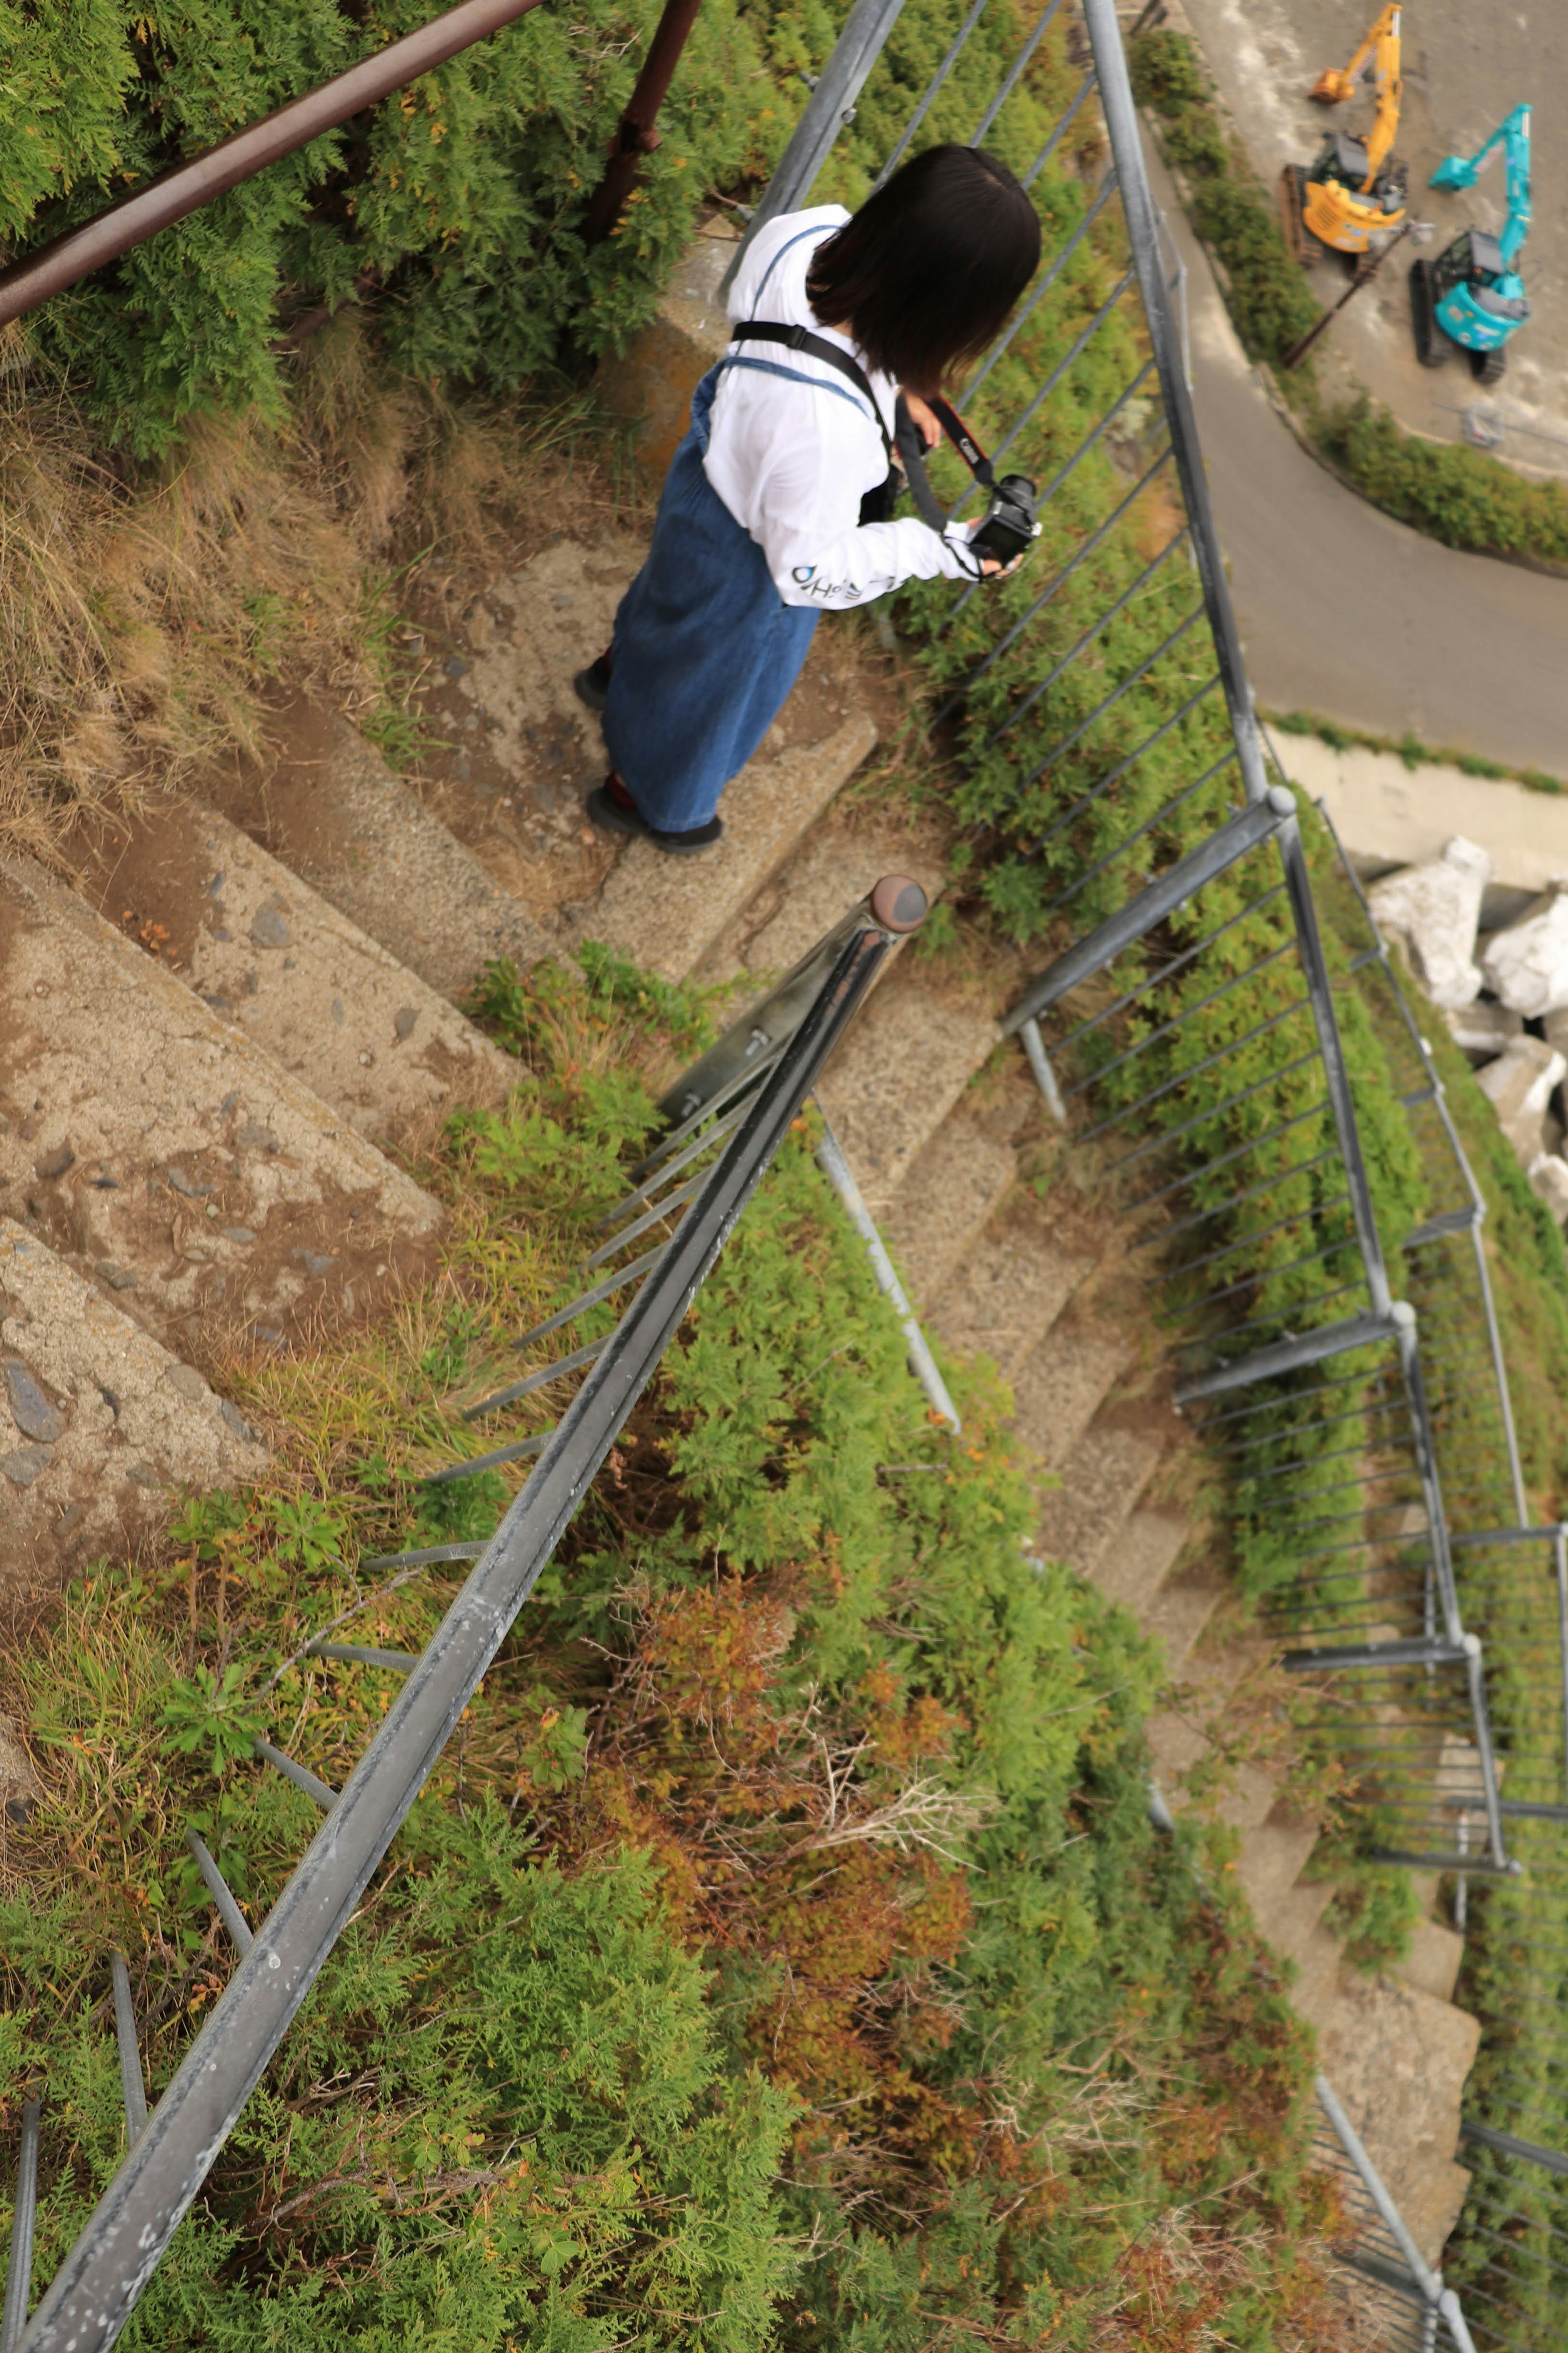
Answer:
[2,958,1353,2350]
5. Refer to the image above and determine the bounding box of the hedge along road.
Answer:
[1144,131,1568,782]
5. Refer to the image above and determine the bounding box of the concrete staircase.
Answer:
[2,487,1479,2264]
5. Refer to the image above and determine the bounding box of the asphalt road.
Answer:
[1148,137,1568,778]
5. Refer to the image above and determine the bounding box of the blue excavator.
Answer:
[1410,103,1532,384]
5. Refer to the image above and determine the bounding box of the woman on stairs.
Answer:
[575,144,1041,856]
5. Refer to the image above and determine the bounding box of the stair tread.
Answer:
[1090,1510,1188,1617]
[1011,1327,1132,1474]
[1142,1580,1224,1684]
[701,815,948,986]
[817,973,1000,1214]
[1032,1425,1162,1579]
[0,1218,265,1590]
[1394,1918,1466,2007]
[74,799,515,1141]
[1232,1808,1320,1920]
[882,1114,1017,1305]
[211,714,556,1004]
[1316,1975,1482,2266]
[0,855,442,1355]
[931,1220,1091,1380]
[578,713,877,982]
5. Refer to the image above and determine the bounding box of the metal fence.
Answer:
[1,882,927,2353]
[726,0,1568,2333]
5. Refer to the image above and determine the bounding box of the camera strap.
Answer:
[724,323,994,573]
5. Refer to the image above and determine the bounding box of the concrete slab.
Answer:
[881,1114,1017,1303]
[1317,1972,1481,2265]
[1011,1328,1132,1473]
[1142,1578,1223,1682]
[702,816,949,985]
[1395,1918,1466,2006]
[1234,1807,1320,1921]
[74,800,516,1143]
[579,714,878,983]
[1031,1425,1163,1578]
[1086,1508,1189,1618]
[1276,732,1568,896]
[0,856,442,1360]
[931,1222,1093,1381]
[595,228,737,484]
[210,714,557,1004]
[0,1220,266,1591]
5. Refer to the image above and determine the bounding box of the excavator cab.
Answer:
[1287,5,1406,262]
[1414,230,1531,379]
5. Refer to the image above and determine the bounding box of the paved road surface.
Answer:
[1149,138,1568,780]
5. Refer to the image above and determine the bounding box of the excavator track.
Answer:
[1409,257,1448,366]
[1280,165,1327,268]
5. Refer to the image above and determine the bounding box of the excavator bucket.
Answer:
[1430,152,1479,189]
[1310,67,1356,103]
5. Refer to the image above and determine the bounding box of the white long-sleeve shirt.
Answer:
[704,207,982,610]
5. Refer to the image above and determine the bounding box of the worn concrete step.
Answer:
[1317,1976,1482,2266]
[208,714,556,1004]
[818,972,1000,1219]
[0,1220,266,1590]
[74,798,515,1144]
[1396,1918,1466,2006]
[929,1221,1092,1383]
[1233,1807,1321,1929]
[1289,1923,1347,2033]
[1013,1327,1133,1475]
[575,713,878,984]
[0,856,442,1357]
[699,812,949,987]
[1091,1510,1189,1619]
[1032,1425,1162,1579]
[881,1113,1017,1305]
[1143,1579,1224,1684]
[1263,1874,1336,1963]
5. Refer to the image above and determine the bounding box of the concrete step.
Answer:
[74,799,515,1144]
[1396,1918,1466,2006]
[1262,1874,1336,1962]
[1233,1806,1320,1930]
[1032,1425,1162,1579]
[817,972,1000,1219]
[574,713,877,984]
[207,713,556,1004]
[1145,1708,1208,1797]
[699,812,948,986]
[1142,1578,1224,1684]
[1317,1976,1482,2267]
[1011,1327,1132,1474]
[0,1219,266,1590]
[929,1220,1092,1383]
[1289,1923,1347,2033]
[0,856,442,1357]
[880,1113,1017,1305]
[1091,1510,1189,1618]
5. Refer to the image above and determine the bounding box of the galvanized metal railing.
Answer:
[717,0,1568,2332]
[1,879,931,2353]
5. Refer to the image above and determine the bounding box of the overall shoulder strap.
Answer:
[726,321,891,462]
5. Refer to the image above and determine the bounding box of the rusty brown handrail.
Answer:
[0,0,546,330]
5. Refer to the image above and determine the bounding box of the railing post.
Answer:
[720,0,909,294]
[583,0,708,244]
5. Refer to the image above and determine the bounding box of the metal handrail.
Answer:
[0,0,548,330]
[14,888,921,2353]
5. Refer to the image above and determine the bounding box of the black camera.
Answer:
[969,473,1039,566]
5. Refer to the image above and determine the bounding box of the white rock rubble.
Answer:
[1368,837,1491,1009]
[1481,884,1568,1018]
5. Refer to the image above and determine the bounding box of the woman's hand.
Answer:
[901,390,941,449]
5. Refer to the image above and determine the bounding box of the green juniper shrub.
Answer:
[0,952,1352,2351]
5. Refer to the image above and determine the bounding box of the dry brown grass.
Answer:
[0,314,629,867]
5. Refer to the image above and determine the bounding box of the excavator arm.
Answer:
[1310,4,1403,190]
[1431,104,1532,267]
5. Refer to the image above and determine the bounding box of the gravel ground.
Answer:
[1174,0,1568,478]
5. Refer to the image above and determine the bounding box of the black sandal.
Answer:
[586,781,723,858]
[573,651,614,713]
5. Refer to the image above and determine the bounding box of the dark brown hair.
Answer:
[806,145,1041,393]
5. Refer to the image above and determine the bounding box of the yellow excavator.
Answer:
[1284,5,1408,263]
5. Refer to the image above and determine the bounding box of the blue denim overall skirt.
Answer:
[602,366,820,832]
